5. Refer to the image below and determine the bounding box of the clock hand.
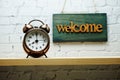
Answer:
[37,40,45,43]
[35,32,39,44]
[38,40,43,41]
[32,41,35,44]
[35,32,38,40]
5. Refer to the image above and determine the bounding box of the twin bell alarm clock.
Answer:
[22,19,50,58]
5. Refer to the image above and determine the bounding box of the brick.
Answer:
[13,66,36,72]
[58,65,84,71]
[82,0,94,7]
[96,6,113,15]
[7,72,20,80]
[9,34,23,43]
[31,71,46,80]
[45,71,56,80]
[37,0,48,8]
[38,0,63,15]
[7,71,31,80]
[113,7,120,16]
[107,15,117,24]
[78,51,119,57]
[22,0,36,7]
[0,71,9,80]
[106,0,118,6]
[47,43,62,57]
[1,52,22,58]
[9,24,23,34]
[55,71,70,80]
[0,17,10,25]
[88,71,117,79]
[108,24,120,34]
[0,7,17,16]
[117,15,120,24]
[35,66,62,71]
[94,0,106,7]
[109,65,120,70]
[0,34,10,44]
[11,43,25,57]
[9,16,48,25]
[0,25,16,34]
[46,0,59,9]
[108,34,117,42]
[73,65,99,71]
[0,67,13,71]
[60,42,84,52]
[61,0,88,13]
[9,16,20,25]
[18,7,43,16]
[117,34,120,41]
[98,65,110,70]
[117,71,120,78]
[82,42,106,51]
[68,71,88,80]
[71,0,85,7]
[106,42,120,52]
[0,44,12,53]
[88,7,97,13]
[19,71,31,80]
[0,0,24,8]
[118,0,120,6]
[9,16,30,25]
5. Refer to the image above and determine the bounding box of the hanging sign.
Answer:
[53,13,107,42]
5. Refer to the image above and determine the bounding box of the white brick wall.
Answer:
[0,0,120,58]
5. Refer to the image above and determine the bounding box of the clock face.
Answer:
[24,29,49,52]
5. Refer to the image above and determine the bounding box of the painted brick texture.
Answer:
[0,0,120,58]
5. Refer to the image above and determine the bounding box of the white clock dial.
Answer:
[25,29,49,51]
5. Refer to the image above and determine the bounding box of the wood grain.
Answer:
[0,58,120,66]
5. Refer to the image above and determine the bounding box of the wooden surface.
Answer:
[53,13,107,42]
[0,58,120,66]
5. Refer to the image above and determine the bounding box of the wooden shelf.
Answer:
[0,58,120,66]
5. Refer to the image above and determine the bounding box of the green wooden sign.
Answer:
[53,13,107,42]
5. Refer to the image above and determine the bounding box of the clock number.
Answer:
[44,39,46,42]
[32,42,34,44]
[40,46,41,49]
[39,33,41,36]
[36,47,38,50]
[29,44,31,46]
[32,34,34,36]
[28,40,30,42]
[29,36,32,38]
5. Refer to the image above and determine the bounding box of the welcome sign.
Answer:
[53,14,107,42]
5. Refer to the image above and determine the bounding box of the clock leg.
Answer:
[44,54,48,58]
[26,55,29,58]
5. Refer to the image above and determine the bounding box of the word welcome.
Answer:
[56,21,103,33]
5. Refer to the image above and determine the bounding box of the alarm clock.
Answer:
[23,19,50,58]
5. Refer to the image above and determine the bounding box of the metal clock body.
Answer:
[23,19,50,58]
